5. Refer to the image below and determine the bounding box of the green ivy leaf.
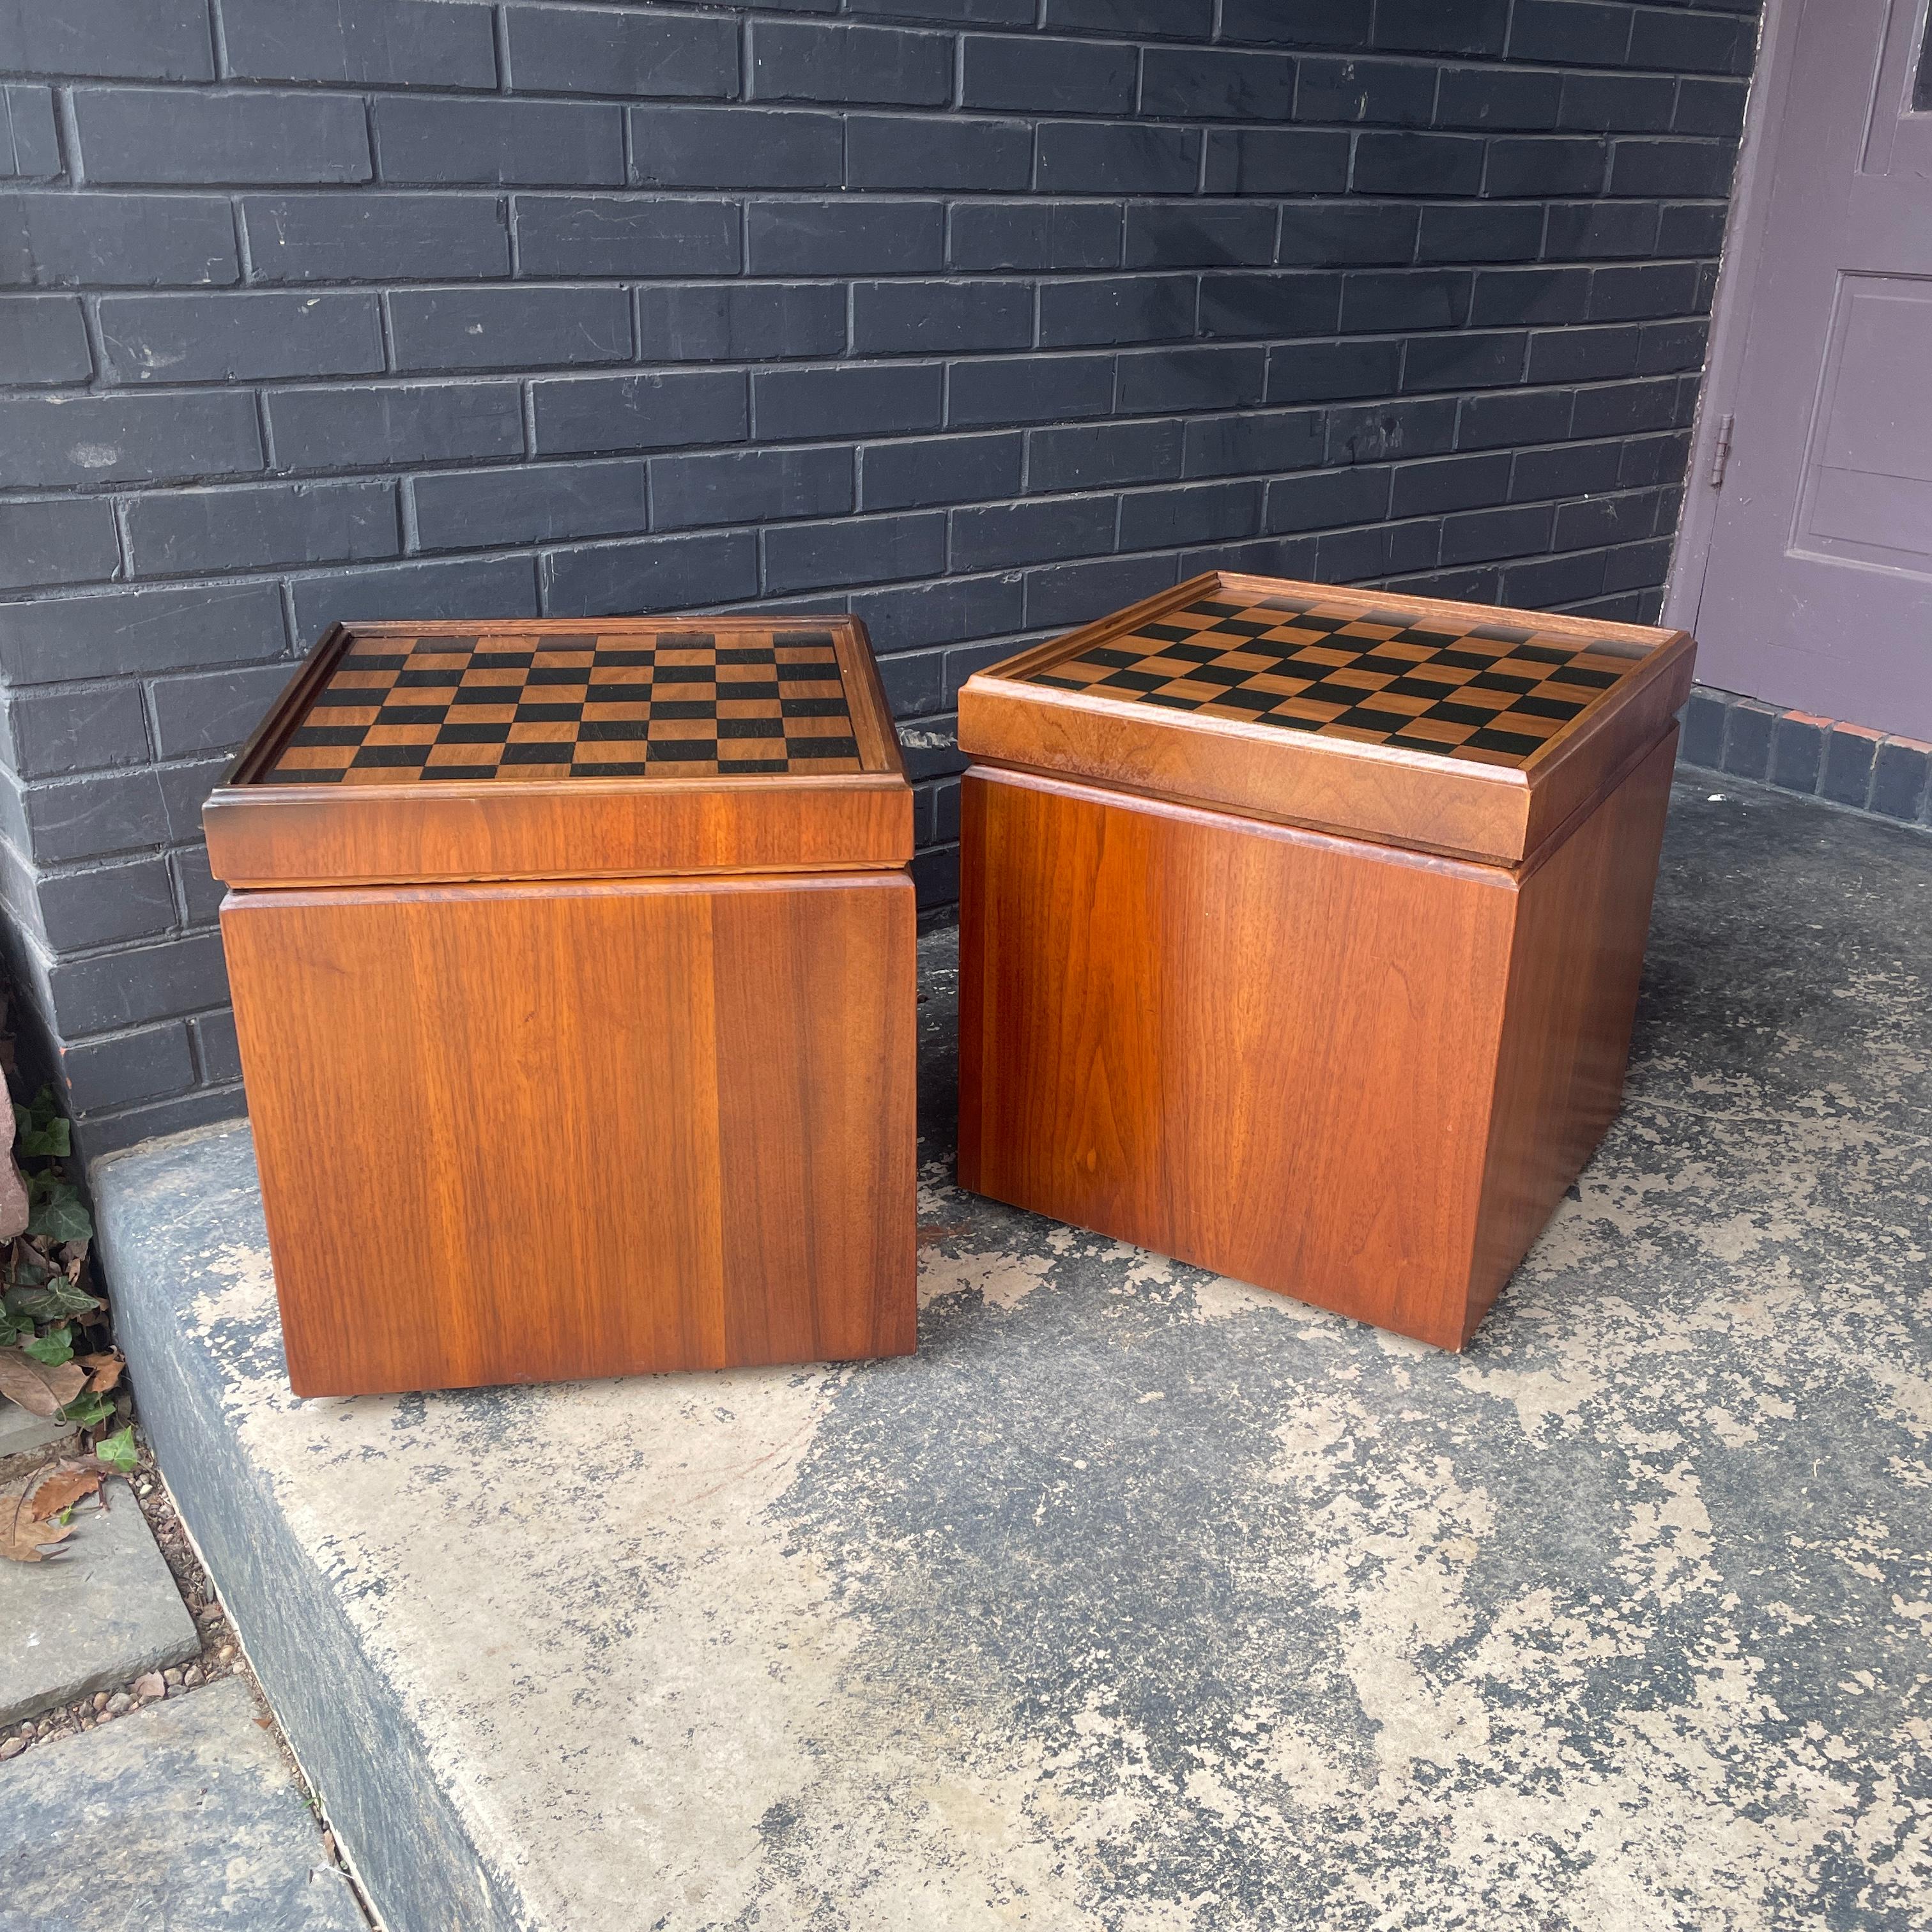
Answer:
[6,1277,101,1322]
[6,1251,54,1289]
[14,1087,70,1160]
[20,1325,72,1366]
[59,1390,114,1429]
[93,1425,138,1474]
[26,1180,92,1245]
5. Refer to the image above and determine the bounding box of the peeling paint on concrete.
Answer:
[96,782,1932,1932]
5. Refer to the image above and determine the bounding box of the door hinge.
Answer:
[1707,413,1735,488]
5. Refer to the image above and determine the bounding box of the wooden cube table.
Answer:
[204,617,917,1397]
[956,572,1694,1349]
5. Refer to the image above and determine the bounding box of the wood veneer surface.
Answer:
[224,870,917,1395]
[958,765,1517,1347]
[1459,728,1677,1339]
[957,739,1678,1350]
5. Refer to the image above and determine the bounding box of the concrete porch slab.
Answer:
[95,779,1931,1932]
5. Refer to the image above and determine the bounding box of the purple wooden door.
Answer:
[1692,0,1932,739]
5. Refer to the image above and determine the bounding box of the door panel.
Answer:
[1694,0,1932,739]
[1866,0,1932,172]
[1793,275,1932,574]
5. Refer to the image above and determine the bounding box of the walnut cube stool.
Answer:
[956,572,1694,1349]
[205,617,917,1397]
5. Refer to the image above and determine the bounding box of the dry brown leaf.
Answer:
[22,1460,102,1521]
[79,1351,124,1393]
[0,1102,27,1246]
[0,1476,75,1563]
[0,1346,85,1418]
[1,1515,73,1562]
[917,1221,973,1248]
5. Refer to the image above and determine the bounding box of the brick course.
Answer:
[1682,690,1932,832]
[0,0,1761,1154]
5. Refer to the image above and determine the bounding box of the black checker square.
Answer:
[1022,589,1647,769]
[266,629,864,785]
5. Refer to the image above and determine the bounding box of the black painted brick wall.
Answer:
[0,0,1759,1156]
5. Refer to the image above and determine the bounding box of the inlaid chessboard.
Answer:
[262,627,864,784]
[1023,588,1648,767]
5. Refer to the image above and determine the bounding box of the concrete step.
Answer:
[93,790,1932,1932]
[0,1675,365,1931]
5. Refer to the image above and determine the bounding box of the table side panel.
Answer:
[957,765,1518,1347]
[222,871,916,1394]
[712,875,918,1365]
[1464,728,1678,1339]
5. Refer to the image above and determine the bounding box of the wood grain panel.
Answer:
[1460,728,1678,1339]
[958,767,1517,1347]
[223,871,916,1395]
[711,878,918,1365]
[204,778,913,890]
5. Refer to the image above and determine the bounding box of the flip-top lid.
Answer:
[205,617,910,887]
[958,571,1694,866]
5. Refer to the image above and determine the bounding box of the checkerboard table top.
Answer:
[958,571,1694,868]
[207,617,910,889]
[256,620,885,786]
[1021,585,1649,770]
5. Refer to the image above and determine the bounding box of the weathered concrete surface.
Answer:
[95,778,1931,1932]
[0,1477,199,1726]
[0,1675,365,1931]
[0,1399,73,1474]
[0,1400,70,1462]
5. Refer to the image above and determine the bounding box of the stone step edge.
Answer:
[93,1127,530,1932]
